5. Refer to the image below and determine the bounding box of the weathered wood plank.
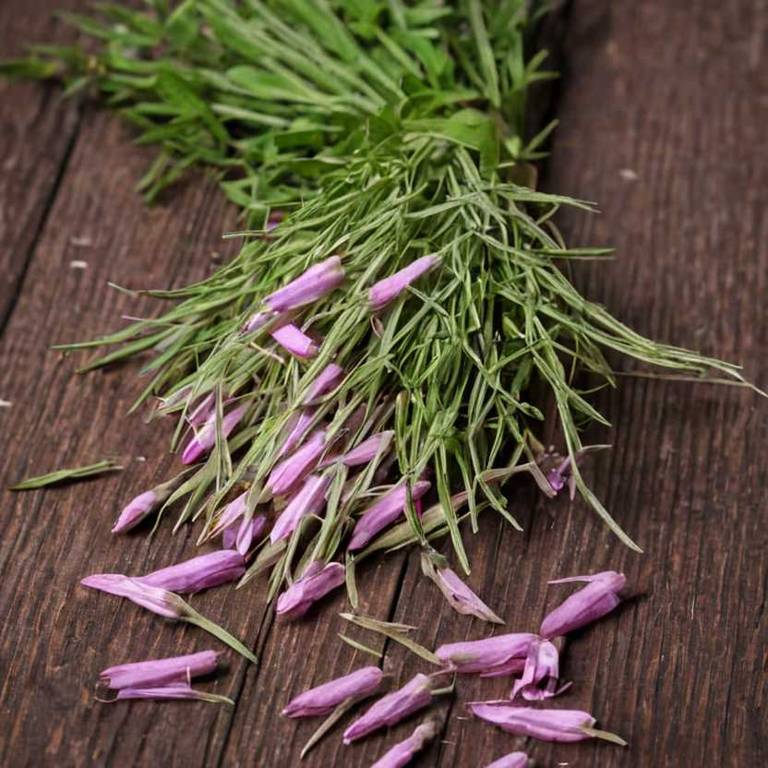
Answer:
[0,0,85,330]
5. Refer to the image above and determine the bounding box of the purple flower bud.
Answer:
[343,673,435,744]
[276,561,345,620]
[540,570,626,639]
[276,410,316,459]
[187,392,216,427]
[81,574,184,619]
[139,550,246,594]
[271,323,320,358]
[510,638,566,701]
[423,556,503,624]
[223,515,267,555]
[211,492,248,538]
[369,255,440,310]
[302,363,345,405]
[100,650,219,690]
[271,474,330,543]
[348,480,431,551]
[267,430,327,497]
[468,703,626,745]
[242,309,277,334]
[264,256,345,312]
[485,752,531,768]
[282,666,383,718]
[340,431,394,467]
[111,490,159,534]
[181,404,247,465]
[435,633,537,676]
[370,719,439,768]
[113,682,230,704]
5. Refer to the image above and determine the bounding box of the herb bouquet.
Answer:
[2,0,751,758]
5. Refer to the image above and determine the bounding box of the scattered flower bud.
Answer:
[113,682,232,705]
[435,633,537,676]
[264,256,345,312]
[348,480,431,551]
[224,515,267,555]
[540,570,626,639]
[302,363,345,405]
[242,309,277,334]
[369,254,440,310]
[140,550,246,594]
[267,430,327,496]
[271,474,330,543]
[343,673,436,744]
[276,561,345,620]
[111,489,159,534]
[485,752,531,768]
[370,718,439,768]
[510,638,567,701]
[282,666,384,718]
[270,323,319,358]
[100,650,219,690]
[81,574,184,619]
[187,392,216,427]
[421,554,503,624]
[467,703,626,745]
[340,431,394,467]
[181,404,247,465]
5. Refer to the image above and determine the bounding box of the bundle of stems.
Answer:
[4,0,745,593]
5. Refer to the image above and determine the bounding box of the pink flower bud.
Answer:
[264,256,345,312]
[435,633,537,676]
[510,638,567,701]
[343,673,435,744]
[422,556,503,624]
[370,718,439,768]
[270,323,319,358]
[540,570,626,639]
[223,515,267,555]
[267,430,327,496]
[282,666,383,718]
[100,651,219,690]
[468,703,626,745]
[111,490,159,534]
[485,752,531,768]
[80,574,184,619]
[276,561,345,620]
[276,410,316,458]
[113,682,230,704]
[139,550,246,594]
[187,392,216,427]
[302,363,345,405]
[348,480,431,551]
[242,309,277,334]
[270,474,330,543]
[181,404,247,465]
[340,431,393,467]
[369,254,440,310]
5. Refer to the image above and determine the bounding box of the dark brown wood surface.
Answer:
[1,2,765,766]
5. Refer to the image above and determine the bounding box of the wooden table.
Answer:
[1,2,765,766]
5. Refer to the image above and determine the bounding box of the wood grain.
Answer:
[0,1,765,766]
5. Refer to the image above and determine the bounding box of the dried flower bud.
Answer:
[271,474,330,543]
[468,703,626,745]
[270,323,319,359]
[282,666,383,718]
[343,673,436,744]
[242,309,277,334]
[348,479,431,551]
[223,515,267,555]
[81,574,184,619]
[100,650,219,690]
[421,554,503,624]
[540,570,626,639]
[484,752,531,768]
[264,256,345,312]
[181,404,247,465]
[276,561,345,620]
[369,254,440,310]
[113,682,232,705]
[302,363,344,405]
[140,550,246,594]
[267,430,327,497]
[276,410,316,459]
[111,489,159,534]
[510,638,567,701]
[340,431,394,467]
[370,718,439,768]
[435,633,536,676]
